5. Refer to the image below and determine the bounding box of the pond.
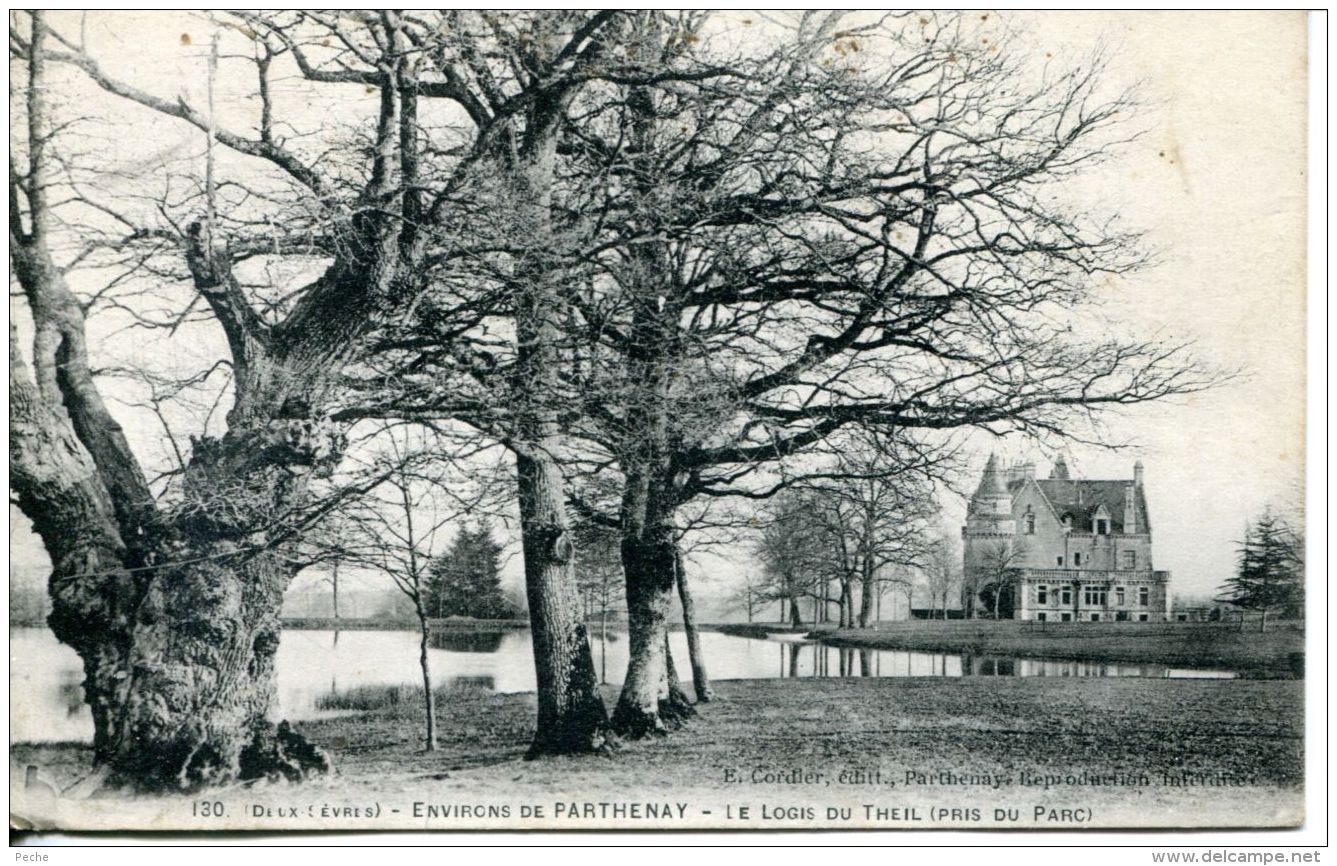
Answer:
[9,626,1238,743]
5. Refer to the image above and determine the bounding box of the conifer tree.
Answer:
[1219,511,1302,633]
[428,523,513,620]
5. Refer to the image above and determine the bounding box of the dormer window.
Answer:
[1093,504,1111,535]
[1061,514,1072,531]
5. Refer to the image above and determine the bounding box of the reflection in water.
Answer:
[58,673,84,717]
[968,656,1017,676]
[430,631,507,654]
[10,626,1240,744]
[776,643,964,678]
[769,643,1237,680]
[446,675,496,691]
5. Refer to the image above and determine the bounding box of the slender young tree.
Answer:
[573,520,625,685]
[729,573,769,624]
[922,535,963,621]
[673,546,713,702]
[972,539,1026,620]
[323,431,473,753]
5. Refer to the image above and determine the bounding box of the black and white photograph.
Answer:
[6,9,1318,843]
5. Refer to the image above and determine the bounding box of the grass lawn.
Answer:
[12,676,1303,832]
[717,620,1305,677]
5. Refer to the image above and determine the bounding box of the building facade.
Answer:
[961,455,1171,622]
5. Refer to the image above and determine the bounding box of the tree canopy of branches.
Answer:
[302,10,1214,738]
[10,10,1221,784]
[786,434,944,628]
[514,11,1216,734]
[9,9,695,783]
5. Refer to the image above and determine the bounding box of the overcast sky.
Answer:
[680,10,1309,607]
[9,11,1308,612]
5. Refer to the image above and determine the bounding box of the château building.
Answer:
[961,455,1171,622]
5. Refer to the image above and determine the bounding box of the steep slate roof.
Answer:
[973,453,1008,496]
[1009,478,1151,534]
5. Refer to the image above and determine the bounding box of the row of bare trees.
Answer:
[748,447,967,628]
[750,433,944,626]
[10,10,1216,789]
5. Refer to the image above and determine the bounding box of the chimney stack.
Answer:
[1134,460,1145,488]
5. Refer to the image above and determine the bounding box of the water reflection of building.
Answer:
[776,643,965,678]
[1008,658,1168,678]
[963,455,1171,622]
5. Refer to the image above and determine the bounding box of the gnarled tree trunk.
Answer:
[511,97,609,756]
[93,552,324,787]
[10,14,392,784]
[674,545,713,702]
[612,516,680,737]
[661,630,696,723]
[11,301,341,789]
[518,453,608,754]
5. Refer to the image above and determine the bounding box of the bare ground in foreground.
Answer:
[12,677,1304,831]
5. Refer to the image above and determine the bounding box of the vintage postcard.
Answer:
[9,10,1311,835]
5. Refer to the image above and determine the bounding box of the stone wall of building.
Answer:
[1016,572,1170,622]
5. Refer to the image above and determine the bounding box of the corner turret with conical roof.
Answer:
[961,453,1018,618]
[966,453,1015,533]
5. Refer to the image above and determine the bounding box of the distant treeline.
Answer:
[281,617,530,632]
